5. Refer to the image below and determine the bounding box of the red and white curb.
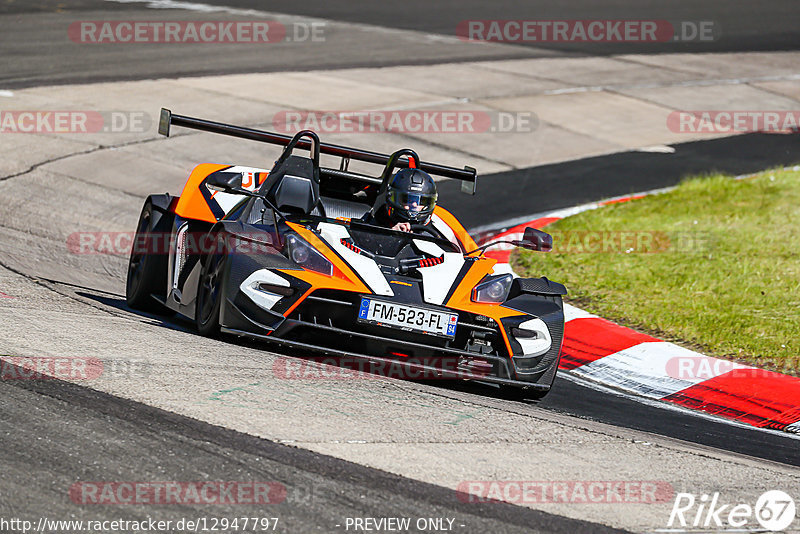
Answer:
[476,194,800,434]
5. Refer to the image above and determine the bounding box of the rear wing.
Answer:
[158,108,477,194]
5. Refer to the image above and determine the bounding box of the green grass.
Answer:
[514,168,800,373]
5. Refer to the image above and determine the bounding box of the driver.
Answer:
[362,168,438,233]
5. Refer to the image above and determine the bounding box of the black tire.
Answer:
[195,237,227,337]
[499,385,549,402]
[126,201,169,313]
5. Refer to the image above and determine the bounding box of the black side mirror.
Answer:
[465,226,554,256]
[206,172,245,194]
[520,227,553,252]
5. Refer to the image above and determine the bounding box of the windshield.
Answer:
[283,213,461,254]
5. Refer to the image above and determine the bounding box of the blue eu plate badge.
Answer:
[446,314,457,336]
[358,298,370,320]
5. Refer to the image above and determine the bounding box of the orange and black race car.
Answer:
[126,109,566,399]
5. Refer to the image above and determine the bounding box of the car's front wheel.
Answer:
[195,237,227,337]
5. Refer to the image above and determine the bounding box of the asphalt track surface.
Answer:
[2,371,617,534]
[2,0,800,87]
[0,0,534,88]
[2,1,800,532]
[194,0,800,55]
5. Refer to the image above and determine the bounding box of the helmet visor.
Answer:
[388,190,437,215]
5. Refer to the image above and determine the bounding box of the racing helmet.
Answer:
[386,168,438,224]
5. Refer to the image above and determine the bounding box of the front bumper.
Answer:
[219,325,551,392]
[223,273,562,386]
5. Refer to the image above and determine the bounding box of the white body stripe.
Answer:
[430,214,461,250]
[209,165,270,213]
[491,263,516,276]
[515,317,552,357]
[317,223,393,296]
[413,239,465,305]
[240,269,290,311]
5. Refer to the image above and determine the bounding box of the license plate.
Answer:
[358,298,458,338]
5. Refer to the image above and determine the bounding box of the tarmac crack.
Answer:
[0,145,103,183]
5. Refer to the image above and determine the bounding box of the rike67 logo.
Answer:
[668,490,796,531]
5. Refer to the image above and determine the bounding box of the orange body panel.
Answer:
[174,164,269,223]
[174,163,231,223]
[277,222,371,313]
[434,206,478,252]
[444,256,525,357]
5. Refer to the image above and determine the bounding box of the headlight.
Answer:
[472,274,513,303]
[285,234,333,276]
